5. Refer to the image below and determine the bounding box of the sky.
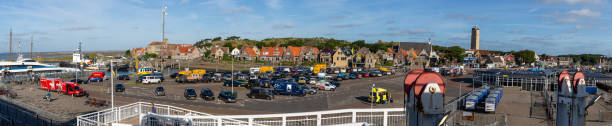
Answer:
[0,0,610,56]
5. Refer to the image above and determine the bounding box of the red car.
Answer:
[363,72,370,77]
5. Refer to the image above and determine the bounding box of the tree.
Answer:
[204,50,212,57]
[225,36,240,41]
[194,39,208,48]
[237,44,244,49]
[352,40,366,49]
[513,50,536,64]
[212,37,222,41]
[141,53,158,59]
[223,42,233,48]
[445,46,465,63]
[124,50,131,57]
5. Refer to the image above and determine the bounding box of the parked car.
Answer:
[363,72,371,77]
[212,75,222,82]
[259,78,271,88]
[218,90,237,103]
[142,76,162,84]
[115,83,125,92]
[117,75,130,80]
[88,77,103,82]
[169,73,179,79]
[303,85,318,95]
[316,81,336,91]
[202,74,212,83]
[184,88,197,100]
[200,88,215,101]
[223,80,248,87]
[154,86,165,96]
[70,79,89,84]
[297,77,307,84]
[348,74,357,79]
[329,81,341,87]
[273,82,306,96]
[247,87,274,100]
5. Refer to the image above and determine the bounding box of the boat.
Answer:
[0,55,78,76]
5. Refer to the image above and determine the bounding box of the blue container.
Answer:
[585,87,597,94]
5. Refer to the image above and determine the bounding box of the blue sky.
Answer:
[0,0,610,56]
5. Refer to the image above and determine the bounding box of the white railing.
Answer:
[141,107,405,126]
[77,102,406,126]
[77,102,225,126]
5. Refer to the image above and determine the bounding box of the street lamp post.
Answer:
[110,60,115,122]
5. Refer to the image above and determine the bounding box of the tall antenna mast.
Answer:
[31,34,33,59]
[9,28,12,60]
[162,4,167,42]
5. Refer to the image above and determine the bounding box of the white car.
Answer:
[316,81,336,91]
[142,76,161,84]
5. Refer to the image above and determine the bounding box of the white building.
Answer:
[72,52,90,63]
[231,48,241,57]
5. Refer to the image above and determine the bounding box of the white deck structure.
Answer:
[77,102,405,126]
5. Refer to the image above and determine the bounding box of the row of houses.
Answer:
[131,39,202,60]
[132,40,440,68]
[462,49,575,68]
[204,41,439,68]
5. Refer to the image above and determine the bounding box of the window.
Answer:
[273,52,279,55]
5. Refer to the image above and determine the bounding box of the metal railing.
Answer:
[77,102,406,126]
[141,108,405,126]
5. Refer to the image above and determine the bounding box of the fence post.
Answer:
[317,114,322,126]
[97,112,100,126]
[352,112,357,124]
[248,118,253,126]
[282,116,287,126]
[118,107,121,120]
[383,111,388,126]
[217,117,222,126]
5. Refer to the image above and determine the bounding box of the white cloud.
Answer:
[272,22,294,29]
[567,9,601,17]
[529,8,539,13]
[188,13,198,20]
[329,23,359,28]
[556,17,580,23]
[265,0,282,9]
[128,0,144,4]
[201,0,252,14]
[509,29,522,34]
[222,6,252,14]
[539,0,606,4]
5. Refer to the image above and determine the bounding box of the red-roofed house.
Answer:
[240,46,258,61]
[260,47,284,62]
[173,46,201,60]
[131,48,147,57]
[301,46,319,62]
[211,46,229,59]
[146,41,166,54]
[284,46,302,63]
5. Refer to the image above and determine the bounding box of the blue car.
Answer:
[329,81,341,87]
[88,77,103,82]
[348,74,357,79]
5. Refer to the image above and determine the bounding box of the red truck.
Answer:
[40,78,87,96]
[88,72,105,79]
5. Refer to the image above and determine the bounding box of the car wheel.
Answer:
[331,88,335,91]
[266,97,272,100]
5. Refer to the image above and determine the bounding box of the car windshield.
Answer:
[156,87,164,91]
[187,89,195,93]
[116,84,123,88]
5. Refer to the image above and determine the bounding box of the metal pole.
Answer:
[371,83,375,124]
[232,56,234,93]
[111,60,115,122]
